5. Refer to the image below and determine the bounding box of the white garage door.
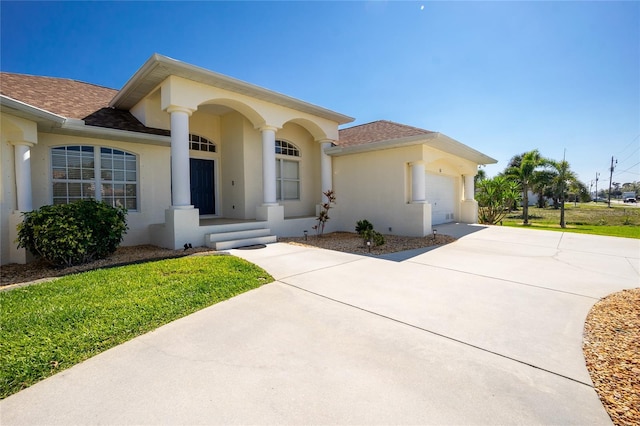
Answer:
[426,173,456,225]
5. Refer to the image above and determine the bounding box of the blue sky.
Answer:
[2,1,638,187]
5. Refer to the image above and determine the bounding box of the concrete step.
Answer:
[213,235,277,251]
[207,228,272,243]
[205,228,277,250]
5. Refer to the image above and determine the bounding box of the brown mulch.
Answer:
[1,238,637,425]
[583,288,640,426]
[279,231,455,255]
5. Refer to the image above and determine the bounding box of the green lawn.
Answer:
[500,203,640,239]
[0,255,273,399]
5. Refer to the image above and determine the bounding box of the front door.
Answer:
[190,158,215,215]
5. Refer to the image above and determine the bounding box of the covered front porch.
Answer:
[110,55,352,250]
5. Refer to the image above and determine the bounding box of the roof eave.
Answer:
[110,54,354,125]
[57,119,171,146]
[327,133,437,156]
[0,95,67,127]
[328,132,498,165]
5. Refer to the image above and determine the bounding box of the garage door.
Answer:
[426,173,456,225]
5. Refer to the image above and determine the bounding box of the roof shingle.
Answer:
[338,120,435,147]
[0,72,117,119]
[1,72,171,137]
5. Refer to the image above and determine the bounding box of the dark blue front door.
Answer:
[190,158,215,215]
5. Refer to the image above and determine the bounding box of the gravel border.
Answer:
[583,288,640,426]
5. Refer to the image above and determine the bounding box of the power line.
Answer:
[616,133,640,156]
[614,161,640,177]
[617,145,640,165]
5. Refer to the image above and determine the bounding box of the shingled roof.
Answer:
[0,72,170,136]
[338,120,435,147]
[0,72,117,119]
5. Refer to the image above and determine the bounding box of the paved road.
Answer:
[1,225,638,425]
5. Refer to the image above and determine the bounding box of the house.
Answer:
[0,54,497,264]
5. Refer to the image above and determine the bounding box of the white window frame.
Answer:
[51,145,139,211]
[275,140,301,201]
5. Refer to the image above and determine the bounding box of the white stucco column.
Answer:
[464,174,475,201]
[318,139,333,196]
[13,142,33,212]
[261,126,278,205]
[411,162,426,203]
[167,106,194,209]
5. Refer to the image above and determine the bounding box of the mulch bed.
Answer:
[583,288,640,426]
[279,231,455,255]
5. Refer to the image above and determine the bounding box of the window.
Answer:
[189,134,216,153]
[52,146,138,210]
[276,140,299,157]
[275,140,300,201]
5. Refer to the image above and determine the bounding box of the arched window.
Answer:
[51,145,138,210]
[275,140,300,201]
[275,140,300,157]
[189,134,216,153]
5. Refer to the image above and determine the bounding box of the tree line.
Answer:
[475,149,591,228]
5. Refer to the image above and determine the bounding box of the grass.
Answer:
[0,255,273,399]
[500,203,640,239]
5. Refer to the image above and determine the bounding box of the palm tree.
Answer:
[506,149,548,225]
[550,159,578,228]
[531,169,558,208]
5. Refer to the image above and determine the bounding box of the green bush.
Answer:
[355,219,373,235]
[369,230,385,247]
[17,200,128,267]
[356,219,385,247]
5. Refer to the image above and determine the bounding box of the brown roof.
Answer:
[338,120,435,147]
[84,108,170,136]
[0,72,117,119]
[0,72,170,137]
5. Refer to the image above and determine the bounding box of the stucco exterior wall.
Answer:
[220,112,247,219]
[332,145,424,236]
[29,133,171,247]
[1,132,17,263]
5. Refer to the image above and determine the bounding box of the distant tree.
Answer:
[476,176,521,225]
[475,168,487,185]
[505,149,549,225]
[531,169,558,208]
[549,159,583,228]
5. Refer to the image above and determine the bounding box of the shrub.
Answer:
[356,219,385,246]
[17,200,128,267]
[355,219,373,235]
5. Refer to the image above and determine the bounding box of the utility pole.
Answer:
[607,156,617,208]
[595,172,599,202]
[560,149,566,228]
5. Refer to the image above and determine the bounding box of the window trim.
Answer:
[189,133,216,153]
[51,145,139,211]
[276,158,300,201]
[274,139,301,201]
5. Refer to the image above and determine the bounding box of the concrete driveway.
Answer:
[1,225,638,425]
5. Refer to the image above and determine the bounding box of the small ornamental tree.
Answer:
[313,190,336,236]
[17,200,128,267]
